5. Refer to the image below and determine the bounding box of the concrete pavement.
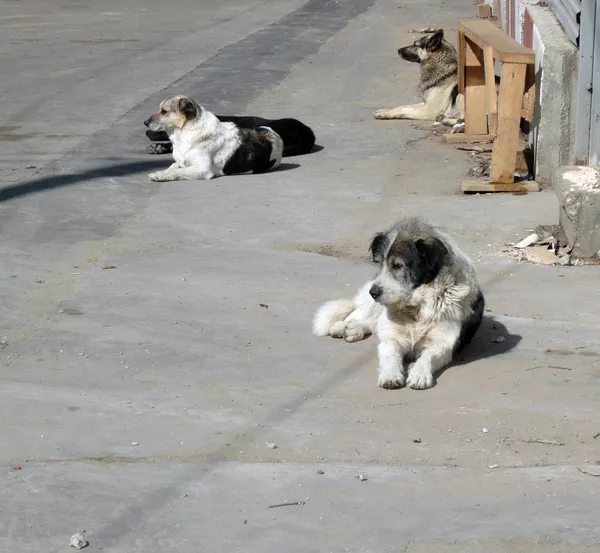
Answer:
[1,0,599,551]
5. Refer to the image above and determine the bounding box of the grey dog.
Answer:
[374,29,464,128]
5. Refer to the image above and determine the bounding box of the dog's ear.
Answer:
[369,232,389,264]
[415,237,448,281]
[426,29,444,51]
[178,97,199,121]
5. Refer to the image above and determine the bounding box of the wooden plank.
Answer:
[477,3,493,18]
[483,45,498,135]
[443,133,494,144]
[515,145,533,173]
[460,18,535,64]
[490,62,527,183]
[461,180,540,193]
[464,37,489,136]
[521,63,536,123]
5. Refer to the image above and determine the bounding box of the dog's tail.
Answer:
[312,299,355,336]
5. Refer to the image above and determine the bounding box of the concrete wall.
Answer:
[483,0,579,186]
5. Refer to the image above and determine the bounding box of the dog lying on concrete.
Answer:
[144,95,285,182]
[313,216,484,390]
[373,29,465,131]
[146,114,315,157]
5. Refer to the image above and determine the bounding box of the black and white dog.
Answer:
[146,114,316,157]
[313,216,484,390]
[144,95,284,182]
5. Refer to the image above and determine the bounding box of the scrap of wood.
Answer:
[456,145,493,153]
[461,179,540,193]
[443,133,493,144]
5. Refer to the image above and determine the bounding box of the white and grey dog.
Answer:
[144,94,283,182]
[313,216,484,390]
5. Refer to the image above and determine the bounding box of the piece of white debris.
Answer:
[131,442,139,446]
[514,233,540,248]
[482,428,489,433]
[491,336,506,343]
[265,442,278,449]
[357,474,368,481]
[488,464,499,469]
[70,533,89,550]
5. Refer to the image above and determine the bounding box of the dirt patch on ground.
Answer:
[277,242,373,264]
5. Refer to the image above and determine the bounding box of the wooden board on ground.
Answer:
[443,133,493,144]
[461,179,540,193]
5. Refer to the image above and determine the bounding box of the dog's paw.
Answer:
[146,143,172,155]
[373,109,391,120]
[329,321,347,339]
[344,321,367,343]
[406,365,434,390]
[377,370,406,390]
[148,170,172,182]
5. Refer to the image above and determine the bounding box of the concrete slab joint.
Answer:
[553,165,600,258]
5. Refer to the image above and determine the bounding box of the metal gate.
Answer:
[548,0,581,45]
[573,0,599,165]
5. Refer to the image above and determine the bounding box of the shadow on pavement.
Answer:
[0,160,167,203]
[454,315,522,365]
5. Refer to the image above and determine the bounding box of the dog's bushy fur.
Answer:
[313,216,483,390]
[144,95,284,182]
[373,29,464,128]
[146,115,315,157]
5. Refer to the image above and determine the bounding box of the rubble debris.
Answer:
[526,439,565,446]
[265,442,278,449]
[70,533,89,550]
[268,501,306,508]
[577,466,600,478]
[357,474,368,481]
[317,469,325,475]
[514,233,540,248]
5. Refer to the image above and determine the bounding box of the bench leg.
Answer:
[464,37,488,136]
[483,46,498,135]
[490,62,527,183]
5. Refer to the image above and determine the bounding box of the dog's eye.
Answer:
[160,109,167,115]
[390,260,403,271]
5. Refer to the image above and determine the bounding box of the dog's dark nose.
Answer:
[369,284,382,300]
[143,117,152,127]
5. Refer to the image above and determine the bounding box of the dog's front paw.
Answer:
[344,321,367,343]
[378,370,406,390]
[146,143,172,155]
[406,365,434,390]
[451,122,465,134]
[373,109,391,120]
[329,321,347,339]
[148,170,173,182]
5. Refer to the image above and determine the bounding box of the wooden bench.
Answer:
[446,19,537,193]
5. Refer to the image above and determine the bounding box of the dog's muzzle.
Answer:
[143,117,152,127]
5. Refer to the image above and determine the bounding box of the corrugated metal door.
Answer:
[574,0,598,165]
[547,0,581,45]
